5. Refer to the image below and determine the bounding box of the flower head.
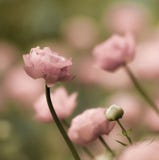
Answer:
[68,108,115,145]
[34,87,77,122]
[105,104,124,121]
[23,46,73,85]
[93,33,135,71]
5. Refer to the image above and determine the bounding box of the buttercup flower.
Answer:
[34,87,77,122]
[23,46,73,85]
[68,108,115,145]
[93,33,135,71]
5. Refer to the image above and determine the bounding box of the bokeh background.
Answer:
[1,0,159,159]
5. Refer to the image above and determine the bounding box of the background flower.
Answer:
[34,87,78,122]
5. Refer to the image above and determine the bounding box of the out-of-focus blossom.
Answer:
[68,108,115,145]
[103,3,150,35]
[0,42,17,74]
[107,93,143,127]
[77,56,131,89]
[143,99,159,132]
[34,87,77,122]
[93,33,135,72]
[130,39,159,79]
[117,140,159,160]
[23,46,73,85]
[62,16,99,49]
[3,66,43,105]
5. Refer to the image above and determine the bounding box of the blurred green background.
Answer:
[1,0,159,160]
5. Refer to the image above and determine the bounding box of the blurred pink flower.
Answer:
[34,87,77,122]
[93,33,135,72]
[3,66,43,105]
[0,42,17,74]
[118,140,159,160]
[107,93,143,127]
[143,99,159,132]
[23,46,73,85]
[62,16,99,49]
[103,3,149,35]
[68,108,115,145]
[77,56,131,89]
[130,39,159,79]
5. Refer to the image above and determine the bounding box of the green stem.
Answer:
[99,136,115,157]
[62,120,95,159]
[116,120,132,144]
[45,85,80,160]
[124,64,159,115]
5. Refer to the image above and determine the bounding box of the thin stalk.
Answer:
[62,120,95,159]
[45,85,80,160]
[124,64,159,115]
[99,136,115,157]
[116,120,132,144]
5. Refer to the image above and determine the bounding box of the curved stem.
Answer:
[99,136,115,157]
[116,120,132,144]
[45,85,80,160]
[124,64,159,115]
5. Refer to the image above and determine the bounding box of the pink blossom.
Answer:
[130,39,159,79]
[0,41,17,74]
[34,87,77,122]
[23,46,73,85]
[93,33,135,72]
[103,3,149,35]
[3,66,43,105]
[68,108,115,145]
[118,140,159,160]
[62,16,99,49]
[143,99,159,132]
[77,57,131,89]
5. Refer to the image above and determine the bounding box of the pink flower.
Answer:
[23,46,73,85]
[103,3,149,35]
[76,56,131,89]
[34,87,77,122]
[118,140,159,160]
[62,16,99,49]
[93,33,135,71]
[130,39,159,79]
[3,66,43,105]
[143,99,159,132]
[68,108,115,145]
[0,41,17,74]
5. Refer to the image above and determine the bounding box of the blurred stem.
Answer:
[62,120,95,159]
[124,64,159,115]
[99,136,115,157]
[116,120,132,144]
[45,85,81,160]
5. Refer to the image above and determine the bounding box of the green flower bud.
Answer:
[105,104,124,121]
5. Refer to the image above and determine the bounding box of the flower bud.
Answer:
[105,104,124,121]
